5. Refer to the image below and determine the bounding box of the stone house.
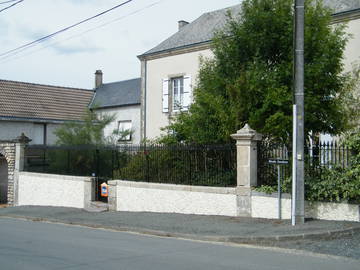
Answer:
[138,1,360,141]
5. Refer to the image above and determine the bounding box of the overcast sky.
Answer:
[0,0,242,89]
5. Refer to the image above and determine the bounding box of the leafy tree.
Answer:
[163,0,354,144]
[54,108,114,146]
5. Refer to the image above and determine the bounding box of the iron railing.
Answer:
[23,143,237,187]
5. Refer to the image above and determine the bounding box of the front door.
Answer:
[0,154,8,204]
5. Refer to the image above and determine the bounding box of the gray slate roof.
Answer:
[141,1,360,57]
[91,78,141,109]
[0,80,93,122]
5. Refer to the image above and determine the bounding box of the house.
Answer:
[0,79,93,145]
[91,70,141,144]
[138,1,360,141]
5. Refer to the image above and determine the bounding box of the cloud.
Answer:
[50,43,103,55]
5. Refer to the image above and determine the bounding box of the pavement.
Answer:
[1,206,360,259]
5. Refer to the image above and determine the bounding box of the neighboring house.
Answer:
[0,80,93,145]
[138,1,360,141]
[91,70,141,144]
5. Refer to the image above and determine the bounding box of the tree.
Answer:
[163,0,353,144]
[54,108,114,146]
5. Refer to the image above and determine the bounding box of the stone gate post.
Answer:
[231,124,262,216]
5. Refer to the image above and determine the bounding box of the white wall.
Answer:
[109,180,238,216]
[0,121,61,145]
[96,105,141,144]
[17,172,92,209]
[343,18,360,73]
[251,192,360,222]
[145,49,213,139]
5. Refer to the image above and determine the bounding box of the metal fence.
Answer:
[257,140,353,186]
[24,143,237,187]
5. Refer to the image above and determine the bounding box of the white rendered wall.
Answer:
[251,192,360,222]
[110,180,237,216]
[17,172,91,208]
[145,49,213,139]
[96,105,141,144]
[343,18,360,73]
[0,121,61,145]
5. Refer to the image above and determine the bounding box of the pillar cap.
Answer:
[14,133,32,144]
[231,124,262,141]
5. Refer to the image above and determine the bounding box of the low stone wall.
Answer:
[17,172,92,209]
[251,192,360,222]
[108,180,238,216]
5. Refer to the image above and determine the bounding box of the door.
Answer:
[0,154,8,204]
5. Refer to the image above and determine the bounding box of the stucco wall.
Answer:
[96,105,141,144]
[251,192,360,222]
[145,49,213,139]
[0,121,61,145]
[18,172,92,208]
[343,18,360,72]
[109,180,238,216]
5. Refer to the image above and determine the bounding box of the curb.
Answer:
[1,214,360,245]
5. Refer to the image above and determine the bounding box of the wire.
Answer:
[0,0,23,13]
[0,0,19,5]
[0,0,163,63]
[0,0,133,58]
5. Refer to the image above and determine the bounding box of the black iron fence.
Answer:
[23,143,237,187]
[257,140,353,186]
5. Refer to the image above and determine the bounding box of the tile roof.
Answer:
[91,78,141,109]
[141,1,360,57]
[0,79,93,122]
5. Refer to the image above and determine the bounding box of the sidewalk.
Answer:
[0,206,359,245]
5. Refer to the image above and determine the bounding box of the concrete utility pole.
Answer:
[292,0,305,225]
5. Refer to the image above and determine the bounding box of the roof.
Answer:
[91,78,141,109]
[0,80,93,122]
[141,1,360,57]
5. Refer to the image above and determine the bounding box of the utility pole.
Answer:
[292,0,305,225]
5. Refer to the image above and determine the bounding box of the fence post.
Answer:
[231,124,262,217]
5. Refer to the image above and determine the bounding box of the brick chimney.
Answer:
[95,70,103,88]
[178,20,189,31]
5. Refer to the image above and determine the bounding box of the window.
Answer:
[162,75,192,113]
[117,121,132,141]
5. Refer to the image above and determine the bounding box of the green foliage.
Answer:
[54,108,115,146]
[164,0,352,144]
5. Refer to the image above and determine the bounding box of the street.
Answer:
[0,218,358,270]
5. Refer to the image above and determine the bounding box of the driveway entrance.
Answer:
[0,154,8,204]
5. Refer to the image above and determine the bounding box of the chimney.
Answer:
[178,20,189,31]
[95,70,103,88]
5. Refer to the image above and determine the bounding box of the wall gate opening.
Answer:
[0,153,8,204]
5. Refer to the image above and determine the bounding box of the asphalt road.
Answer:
[0,218,358,270]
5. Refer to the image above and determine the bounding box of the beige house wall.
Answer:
[343,17,360,72]
[145,49,213,140]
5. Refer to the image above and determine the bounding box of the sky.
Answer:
[0,0,242,89]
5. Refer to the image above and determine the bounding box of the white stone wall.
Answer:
[109,180,238,216]
[251,192,360,222]
[18,172,92,209]
[96,105,141,144]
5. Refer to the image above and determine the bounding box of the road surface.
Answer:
[0,218,357,270]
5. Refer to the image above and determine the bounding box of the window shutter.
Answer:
[162,79,169,113]
[182,75,192,111]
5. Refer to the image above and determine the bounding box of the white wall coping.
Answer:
[108,180,236,195]
[251,191,292,199]
[19,172,92,182]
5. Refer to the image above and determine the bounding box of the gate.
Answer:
[0,154,8,204]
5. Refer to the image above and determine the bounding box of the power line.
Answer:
[0,0,163,63]
[0,0,23,13]
[0,0,133,58]
[0,0,19,5]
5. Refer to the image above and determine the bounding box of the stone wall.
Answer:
[0,142,16,205]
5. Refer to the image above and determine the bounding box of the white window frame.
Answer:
[117,120,132,141]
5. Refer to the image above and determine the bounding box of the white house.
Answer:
[138,1,360,141]
[91,70,141,144]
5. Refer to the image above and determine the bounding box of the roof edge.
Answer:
[0,116,83,124]
[91,103,141,110]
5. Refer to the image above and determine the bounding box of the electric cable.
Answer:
[0,0,23,13]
